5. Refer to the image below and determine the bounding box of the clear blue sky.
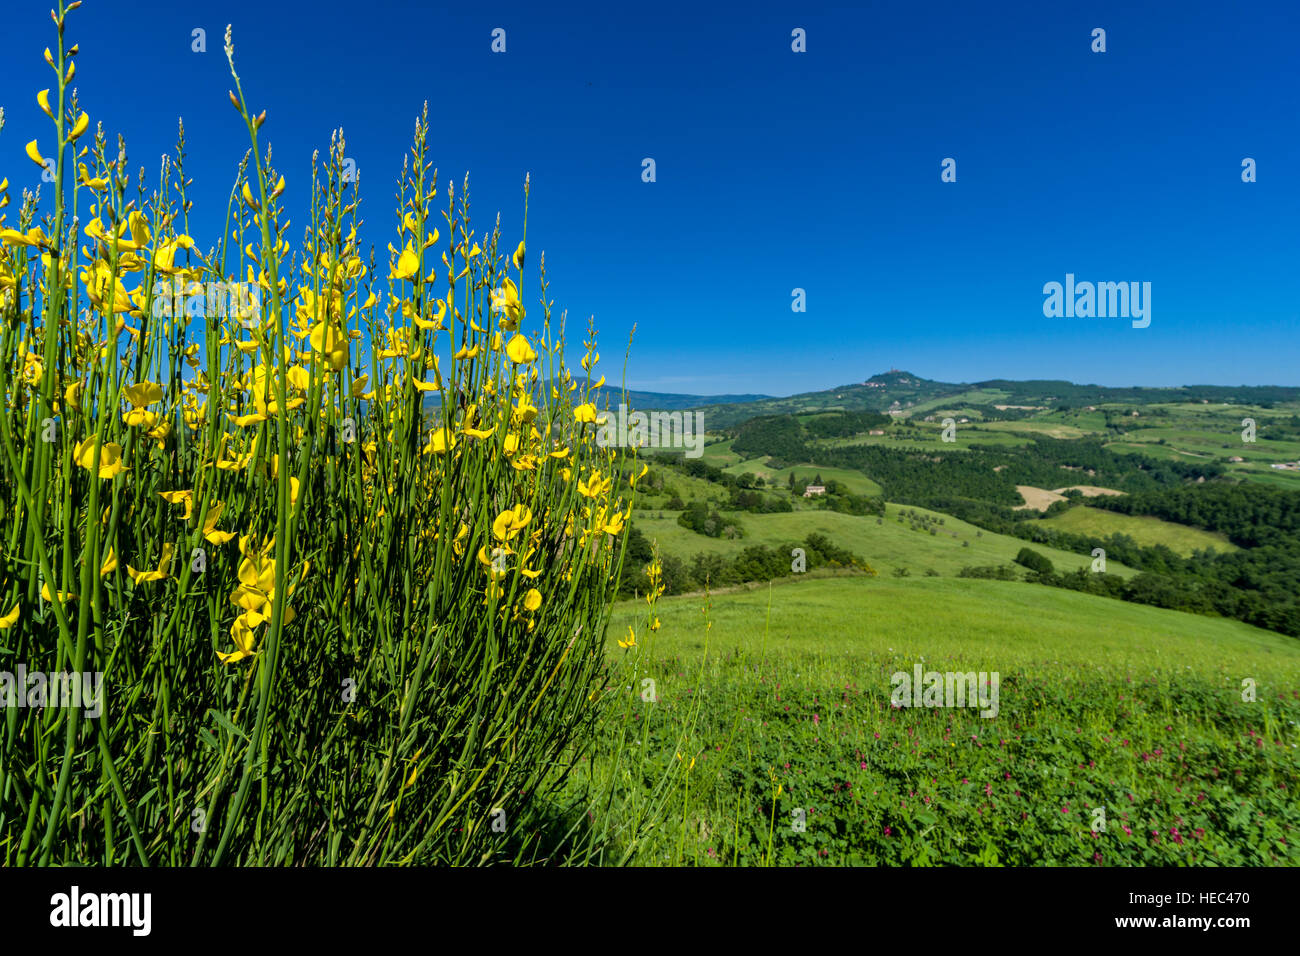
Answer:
[5,0,1297,395]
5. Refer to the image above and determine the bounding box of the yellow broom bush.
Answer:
[0,5,635,865]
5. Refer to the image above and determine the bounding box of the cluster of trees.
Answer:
[1086,485,1300,636]
[974,379,1300,408]
[676,501,744,538]
[616,529,874,597]
[1013,547,1055,575]
[1089,484,1300,548]
[730,415,809,464]
[787,474,886,517]
[826,492,887,517]
[802,436,1219,516]
[958,565,1019,580]
[731,410,893,464]
[801,410,892,439]
[727,487,793,513]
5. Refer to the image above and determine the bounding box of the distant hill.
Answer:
[423,384,773,415]
[589,386,774,411]
[423,371,1300,428]
[593,371,1300,429]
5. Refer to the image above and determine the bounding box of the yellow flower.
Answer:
[477,545,509,580]
[452,523,470,557]
[618,626,636,649]
[0,226,50,249]
[308,320,349,371]
[218,612,260,664]
[422,427,456,455]
[123,407,161,429]
[159,489,195,520]
[574,403,600,424]
[228,411,269,428]
[78,163,108,190]
[100,547,118,576]
[522,588,542,612]
[202,501,236,545]
[69,112,90,141]
[492,504,533,542]
[512,392,538,425]
[72,437,127,479]
[40,582,77,604]
[20,354,43,388]
[152,235,195,274]
[127,543,175,584]
[505,333,537,364]
[600,506,626,536]
[578,470,612,499]
[390,241,420,281]
[123,381,164,408]
[490,276,524,330]
[0,604,18,629]
[282,365,309,392]
[25,140,46,169]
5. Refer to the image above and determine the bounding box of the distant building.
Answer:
[869,429,885,435]
[1228,456,1245,463]
[1270,462,1300,471]
[803,485,827,497]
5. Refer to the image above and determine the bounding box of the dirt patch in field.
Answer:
[1014,486,1065,511]
[1014,485,1124,511]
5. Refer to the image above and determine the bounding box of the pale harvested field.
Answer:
[1014,484,1125,511]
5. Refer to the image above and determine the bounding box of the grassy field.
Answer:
[699,438,743,467]
[575,576,1300,865]
[630,503,1137,579]
[1041,505,1239,556]
[720,460,885,497]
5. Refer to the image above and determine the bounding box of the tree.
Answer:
[1014,547,1055,575]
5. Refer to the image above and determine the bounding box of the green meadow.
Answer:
[630,503,1137,579]
[1040,505,1239,556]
[573,576,1300,866]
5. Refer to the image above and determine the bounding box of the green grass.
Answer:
[577,576,1300,865]
[1040,505,1239,556]
[610,574,1299,667]
[632,503,1136,579]
[904,389,1012,416]
[720,460,884,497]
[698,438,742,467]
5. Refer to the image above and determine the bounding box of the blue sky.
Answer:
[4,0,1297,395]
